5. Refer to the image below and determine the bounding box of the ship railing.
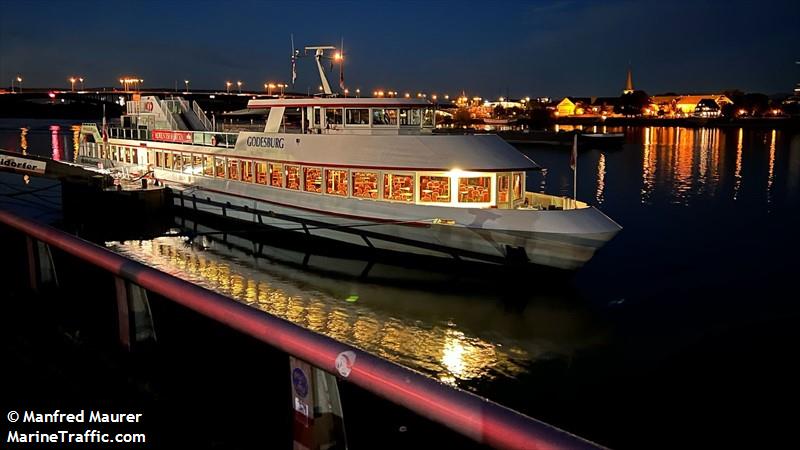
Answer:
[523,192,589,210]
[192,100,214,131]
[0,209,605,450]
[107,127,237,148]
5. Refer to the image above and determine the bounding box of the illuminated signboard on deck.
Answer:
[151,129,194,144]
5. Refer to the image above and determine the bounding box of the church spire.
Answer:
[624,66,634,95]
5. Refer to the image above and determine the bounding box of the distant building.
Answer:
[674,94,733,116]
[556,97,591,116]
[623,67,634,95]
[694,99,722,117]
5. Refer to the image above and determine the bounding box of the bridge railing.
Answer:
[0,209,605,450]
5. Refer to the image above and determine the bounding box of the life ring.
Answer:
[145,101,153,112]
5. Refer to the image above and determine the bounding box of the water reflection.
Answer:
[106,220,604,387]
[596,153,606,205]
[19,127,28,155]
[50,125,61,161]
[734,128,743,200]
[632,127,789,207]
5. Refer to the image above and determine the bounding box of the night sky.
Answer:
[1,0,798,98]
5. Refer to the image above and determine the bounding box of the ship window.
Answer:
[498,174,510,203]
[383,173,414,202]
[228,159,240,181]
[325,108,343,125]
[164,152,173,170]
[419,175,450,203]
[352,171,378,199]
[372,108,398,126]
[458,176,491,203]
[325,169,348,196]
[203,155,214,176]
[303,167,322,193]
[111,146,118,161]
[241,160,254,183]
[399,109,421,126]
[269,163,283,188]
[182,154,193,173]
[155,151,164,168]
[133,148,139,164]
[345,108,369,125]
[286,165,301,190]
[173,153,182,171]
[255,161,268,185]
[125,147,131,163]
[422,108,434,127]
[512,172,523,200]
[214,157,225,178]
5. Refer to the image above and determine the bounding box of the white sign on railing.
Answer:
[0,155,47,175]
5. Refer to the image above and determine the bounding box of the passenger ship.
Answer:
[77,50,620,270]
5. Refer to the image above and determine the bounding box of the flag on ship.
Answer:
[339,38,345,90]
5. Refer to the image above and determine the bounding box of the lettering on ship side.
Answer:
[246,136,285,149]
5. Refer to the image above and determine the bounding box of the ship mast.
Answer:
[304,46,336,95]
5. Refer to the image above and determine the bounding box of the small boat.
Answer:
[483,118,517,125]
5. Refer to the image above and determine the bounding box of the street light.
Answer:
[355,88,360,98]
[79,77,84,90]
[12,75,22,93]
[226,81,232,93]
[184,79,190,93]
[237,80,242,93]
[69,77,76,92]
[344,88,349,97]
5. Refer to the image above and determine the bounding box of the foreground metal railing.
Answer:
[0,209,603,450]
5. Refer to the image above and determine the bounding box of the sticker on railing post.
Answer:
[335,351,356,378]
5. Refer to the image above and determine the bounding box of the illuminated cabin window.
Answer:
[286,165,301,190]
[303,167,322,193]
[228,159,240,181]
[352,171,378,199]
[458,176,491,203]
[111,146,118,161]
[132,148,139,164]
[325,169,349,196]
[383,173,414,202]
[203,155,214,176]
[372,108,398,126]
[497,174,510,203]
[326,108,343,125]
[241,160,253,183]
[214,157,225,178]
[124,147,131,163]
[399,109,421,126]
[345,108,369,125]
[419,175,450,203]
[512,173,523,200]
[164,152,173,170]
[269,163,283,187]
[172,153,182,172]
[192,155,202,174]
[182,154,192,173]
[155,151,164,168]
[255,162,268,185]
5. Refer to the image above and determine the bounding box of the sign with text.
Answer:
[151,129,193,144]
[0,155,47,175]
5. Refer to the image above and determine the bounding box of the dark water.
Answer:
[2,121,799,448]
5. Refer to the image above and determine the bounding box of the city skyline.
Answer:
[1,0,798,98]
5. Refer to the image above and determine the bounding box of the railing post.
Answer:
[290,356,347,450]
[26,237,58,293]
[114,276,157,351]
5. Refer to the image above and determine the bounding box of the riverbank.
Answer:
[555,115,800,130]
